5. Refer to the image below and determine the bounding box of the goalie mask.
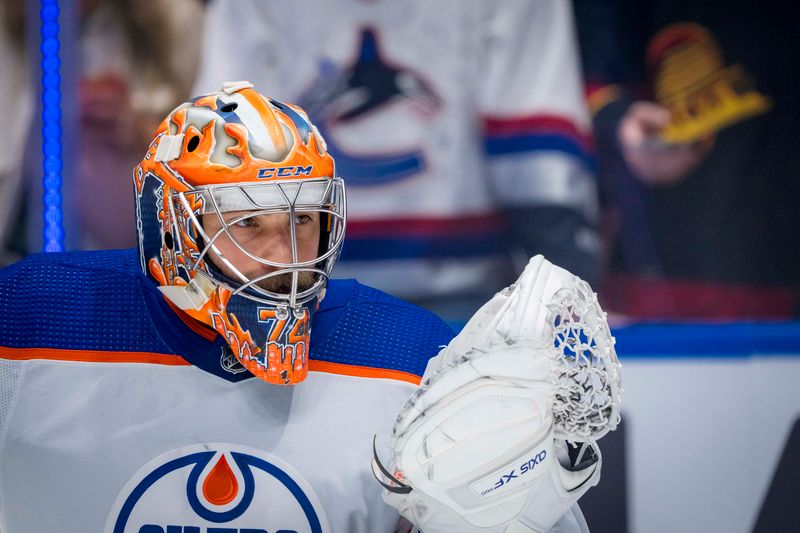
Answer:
[134,81,346,385]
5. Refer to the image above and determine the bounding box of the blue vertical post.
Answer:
[39,0,64,252]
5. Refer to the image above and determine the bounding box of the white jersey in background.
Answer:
[193,0,599,314]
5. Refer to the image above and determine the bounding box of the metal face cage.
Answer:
[171,177,346,310]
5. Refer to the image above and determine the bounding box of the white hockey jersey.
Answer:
[0,249,453,532]
[0,250,590,533]
[193,0,598,306]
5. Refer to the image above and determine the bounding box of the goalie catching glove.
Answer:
[372,255,622,532]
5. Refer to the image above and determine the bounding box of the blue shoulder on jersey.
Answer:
[312,279,455,378]
[0,248,173,355]
[0,249,454,380]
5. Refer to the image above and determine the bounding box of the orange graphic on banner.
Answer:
[648,22,771,144]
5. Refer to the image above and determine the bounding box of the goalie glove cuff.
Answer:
[376,434,601,533]
[511,440,601,532]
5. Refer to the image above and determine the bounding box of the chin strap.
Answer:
[158,272,218,310]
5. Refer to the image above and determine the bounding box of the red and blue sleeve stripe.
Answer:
[339,214,508,261]
[482,114,595,169]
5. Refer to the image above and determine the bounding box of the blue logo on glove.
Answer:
[478,449,548,497]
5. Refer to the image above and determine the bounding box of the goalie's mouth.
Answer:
[371,435,412,494]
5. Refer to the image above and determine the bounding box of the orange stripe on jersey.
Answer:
[308,360,422,385]
[240,89,288,155]
[0,346,423,383]
[0,346,191,366]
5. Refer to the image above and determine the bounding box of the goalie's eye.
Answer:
[228,213,314,228]
[294,213,314,225]
[232,216,259,228]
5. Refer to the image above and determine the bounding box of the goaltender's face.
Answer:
[201,211,320,293]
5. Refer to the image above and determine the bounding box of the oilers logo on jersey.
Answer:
[106,444,330,533]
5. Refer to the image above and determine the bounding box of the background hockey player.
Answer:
[193,0,602,323]
[0,83,620,532]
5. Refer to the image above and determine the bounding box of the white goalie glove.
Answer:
[373,256,622,532]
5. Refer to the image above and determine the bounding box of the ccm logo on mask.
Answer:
[257,166,313,179]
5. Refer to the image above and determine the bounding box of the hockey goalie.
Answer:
[0,82,620,533]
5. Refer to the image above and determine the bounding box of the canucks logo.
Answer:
[106,444,329,532]
[298,28,441,185]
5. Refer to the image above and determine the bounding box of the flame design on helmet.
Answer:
[134,82,346,385]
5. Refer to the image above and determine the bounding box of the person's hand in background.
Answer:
[619,101,715,186]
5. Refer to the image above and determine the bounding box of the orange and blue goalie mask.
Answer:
[134,82,346,385]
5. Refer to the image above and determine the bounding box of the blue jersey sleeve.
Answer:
[311,279,455,378]
[0,249,171,354]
